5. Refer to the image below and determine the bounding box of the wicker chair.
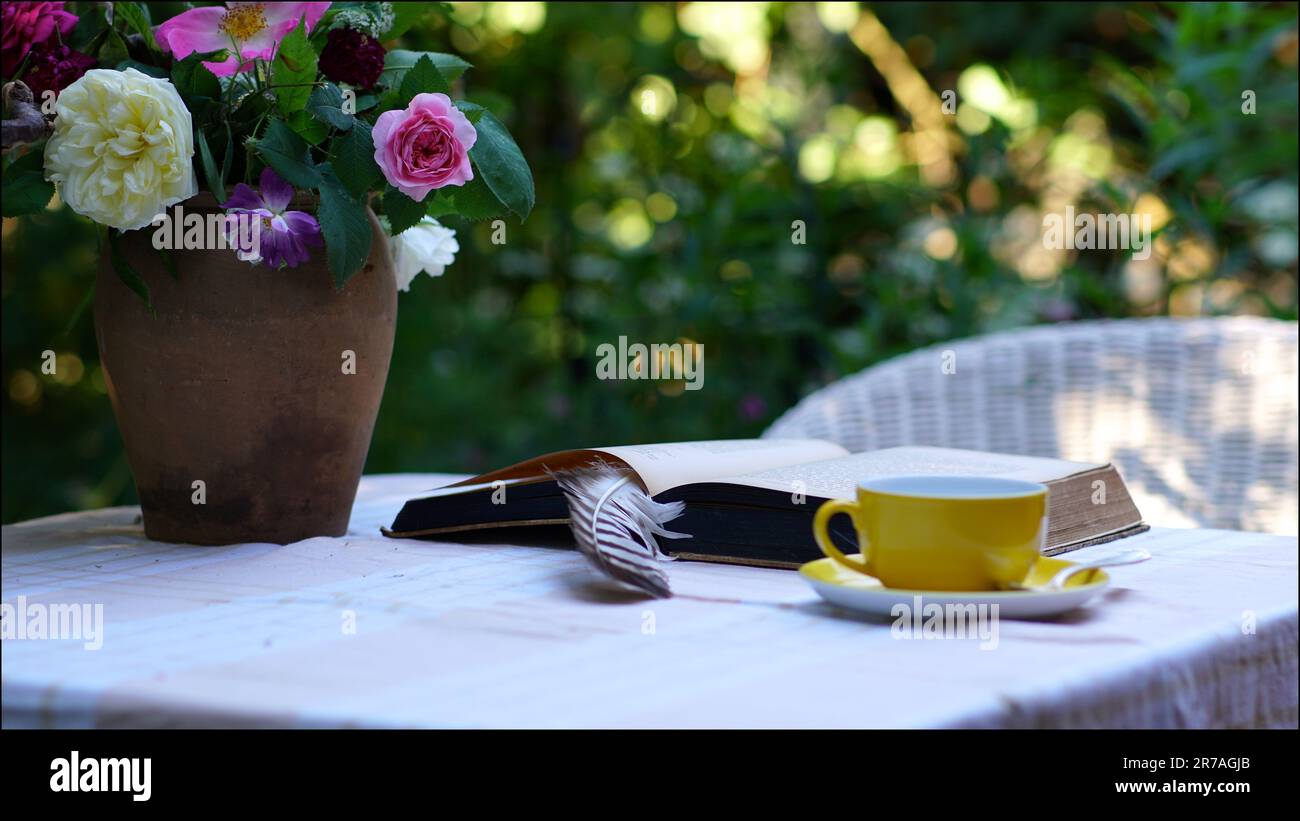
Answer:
[764,318,1299,535]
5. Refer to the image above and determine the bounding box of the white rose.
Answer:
[44,68,197,231]
[390,217,459,292]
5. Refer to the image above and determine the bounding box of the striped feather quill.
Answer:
[550,462,690,598]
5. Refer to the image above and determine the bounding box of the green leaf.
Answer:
[307,83,354,130]
[384,186,426,235]
[252,119,322,188]
[332,123,380,198]
[317,171,373,288]
[115,2,160,55]
[116,60,168,78]
[230,89,273,135]
[172,51,224,99]
[108,229,153,313]
[386,7,434,40]
[399,54,450,105]
[467,110,535,220]
[1,149,54,217]
[454,100,486,125]
[196,129,226,202]
[98,30,130,65]
[273,17,319,115]
[381,50,471,88]
[1,171,54,216]
[287,109,329,145]
[443,173,511,222]
[221,121,235,189]
[69,4,110,51]
[424,191,459,219]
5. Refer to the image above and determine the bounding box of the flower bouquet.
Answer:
[0,1,535,544]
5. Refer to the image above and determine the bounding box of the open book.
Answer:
[384,440,1148,568]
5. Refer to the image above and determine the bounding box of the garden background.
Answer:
[3,1,1297,522]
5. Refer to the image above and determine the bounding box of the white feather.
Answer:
[550,462,689,598]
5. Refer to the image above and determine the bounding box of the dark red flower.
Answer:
[318,27,385,90]
[21,41,94,100]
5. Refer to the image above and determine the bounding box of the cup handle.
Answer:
[813,498,870,574]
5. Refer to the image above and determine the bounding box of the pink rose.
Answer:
[1,1,78,76]
[372,93,477,202]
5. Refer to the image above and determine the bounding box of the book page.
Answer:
[446,439,847,497]
[596,439,847,495]
[719,446,1101,500]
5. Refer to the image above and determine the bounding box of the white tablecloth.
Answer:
[2,474,1297,728]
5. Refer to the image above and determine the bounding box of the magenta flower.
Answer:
[373,93,477,202]
[156,2,331,77]
[221,168,323,269]
[1,1,78,76]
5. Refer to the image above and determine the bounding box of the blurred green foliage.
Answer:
[3,2,1297,522]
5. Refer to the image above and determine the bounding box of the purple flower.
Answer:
[738,393,767,422]
[220,168,323,269]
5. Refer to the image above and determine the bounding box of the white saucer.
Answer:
[799,555,1111,620]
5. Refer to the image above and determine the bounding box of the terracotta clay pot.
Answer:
[94,195,396,545]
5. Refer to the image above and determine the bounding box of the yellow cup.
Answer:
[812,476,1048,591]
